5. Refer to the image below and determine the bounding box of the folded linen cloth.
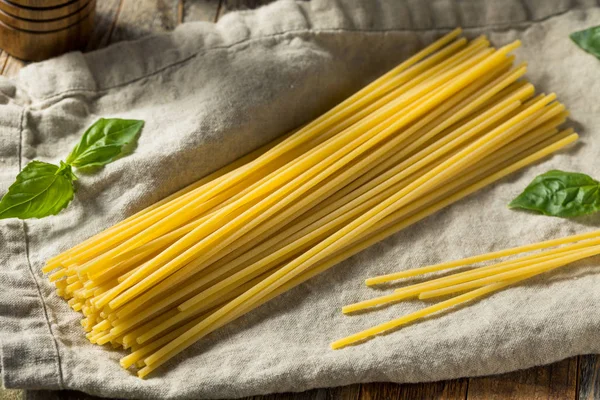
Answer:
[1,0,600,398]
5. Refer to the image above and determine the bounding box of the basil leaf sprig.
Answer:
[66,118,144,168]
[571,25,600,60]
[0,118,144,220]
[509,170,600,217]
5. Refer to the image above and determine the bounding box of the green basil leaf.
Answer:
[509,170,600,217]
[65,118,144,168]
[570,25,600,60]
[0,161,75,220]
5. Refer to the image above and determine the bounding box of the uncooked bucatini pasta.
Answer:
[334,230,600,349]
[43,28,577,377]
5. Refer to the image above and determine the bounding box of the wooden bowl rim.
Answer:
[0,0,91,23]
[0,0,91,18]
[5,0,83,9]
[0,2,93,34]
[0,8,94,61]
[0,0,90,20]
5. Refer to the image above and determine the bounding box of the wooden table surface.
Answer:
[1,1,599,399]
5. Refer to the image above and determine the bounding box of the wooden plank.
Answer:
[359,380,467,400]
[467,357,578,400]
[109,0,179,44]
[0,387,23,400]
[1,56,25,77]
[326,384,362,400]
[244,389,320,400]
[0,50,9,75]
[240,384,361,400]
[577,355,600,400]
[182,0,220,23]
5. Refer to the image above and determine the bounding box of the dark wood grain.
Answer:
[359,380,468,400]
[326,384,362,400]
[242,384,361,400]
[467,357,578,400]
[578,355,600,400]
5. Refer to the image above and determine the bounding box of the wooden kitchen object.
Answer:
[0,0,95,61]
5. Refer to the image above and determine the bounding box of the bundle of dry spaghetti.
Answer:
[334,230,600,349]
[43,28,577,378]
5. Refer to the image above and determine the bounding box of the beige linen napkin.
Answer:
[1,0,600,398]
